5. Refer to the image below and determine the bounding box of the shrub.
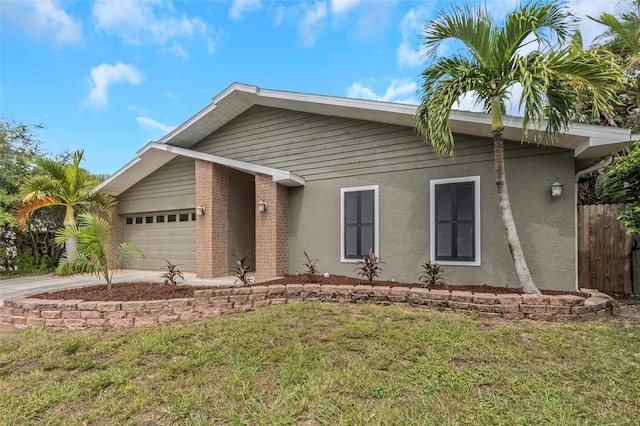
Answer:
[231,252,254,286]
[303,251,319,283]
[355,248,383,283]
[159,260,184,292]
[418,262,446,288]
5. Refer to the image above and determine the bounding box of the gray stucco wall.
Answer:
[228,169,255,271]
[286,148,575,291]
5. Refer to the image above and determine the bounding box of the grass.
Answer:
[0,303,639,425]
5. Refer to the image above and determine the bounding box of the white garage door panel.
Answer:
[122,210,196,272]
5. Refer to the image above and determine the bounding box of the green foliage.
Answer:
[418,262,447,288]
[354,248,383,282]
[54,212,144,288]
[0,118,66,273]
[597,141,640,233]
[16,149,114,229]
[231,252,254,286]
[303,251,319,283]
[159,260,184,288]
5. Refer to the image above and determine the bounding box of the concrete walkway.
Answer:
[0,270,236,304]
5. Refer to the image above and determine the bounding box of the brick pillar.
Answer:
[195,160,229,278]
[255,173,289,281]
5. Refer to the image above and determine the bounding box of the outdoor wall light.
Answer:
[196,206,206,216]
[550,178,563,198]
[258,200,268,213]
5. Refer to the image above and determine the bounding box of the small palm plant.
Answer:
[419,262,447,289]
[54,212,144,290]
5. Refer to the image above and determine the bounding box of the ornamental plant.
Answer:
[419,262,447,289]
[355,248,383,283]
[159,260,184,293]
[231,252,254,286]
[303,251,319,283]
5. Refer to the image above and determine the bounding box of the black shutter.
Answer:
[344,190,375,259]
[435,182,475,261]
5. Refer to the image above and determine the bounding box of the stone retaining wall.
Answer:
[0,284,612,330]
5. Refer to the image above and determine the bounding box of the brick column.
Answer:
[195,160,229,278]
[255,173,289,281]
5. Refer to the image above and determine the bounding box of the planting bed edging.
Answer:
[0,284,612,330]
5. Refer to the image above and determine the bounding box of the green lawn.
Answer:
[1,303,639,425]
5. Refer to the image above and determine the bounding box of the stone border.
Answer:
[0,284,612,330]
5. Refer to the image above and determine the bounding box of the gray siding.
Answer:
[118,156,196,214]
[194,105,567,181]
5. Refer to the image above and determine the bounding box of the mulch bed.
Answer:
[30,275,587,301]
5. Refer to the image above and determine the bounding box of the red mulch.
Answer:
[30,275,587,301]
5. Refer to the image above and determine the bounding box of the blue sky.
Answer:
[1,0,616,175]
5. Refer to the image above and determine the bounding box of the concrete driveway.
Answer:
[0,270,235,304]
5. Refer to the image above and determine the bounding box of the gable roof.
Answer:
[97,82,634,196]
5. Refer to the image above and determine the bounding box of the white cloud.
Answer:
[164,42,189,59]
[396,4,434,67]
[1,0,82,48]
[92,0,209,56]
[347,79,418,104]
[298,2,328,47]
[331,0,360,14]
[228,0,262,20]
[88,62,145,108]
[136,117,176,134]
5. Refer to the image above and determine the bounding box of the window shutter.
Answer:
[435,181,475,262]
[344,189,375,259]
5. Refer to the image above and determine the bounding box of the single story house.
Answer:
[96,83,633,291]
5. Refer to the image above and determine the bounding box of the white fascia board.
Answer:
[156,103,218,145]
[93,156,142,194]
[148,143,305,187]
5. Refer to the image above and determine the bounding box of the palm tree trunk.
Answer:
[63,205,78,255]
[493,133,541,294]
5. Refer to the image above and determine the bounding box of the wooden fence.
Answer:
[577,204,640,294]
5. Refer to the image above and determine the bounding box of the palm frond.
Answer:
[15,196,64,229]
[420,3,493,66]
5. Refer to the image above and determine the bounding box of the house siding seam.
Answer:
[255,173,289,281]
[195,160,229,278]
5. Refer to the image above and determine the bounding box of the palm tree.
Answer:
[415,1,623,294]
[55,212,144,290]
[16,149,114,253]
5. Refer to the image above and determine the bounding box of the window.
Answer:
[125,217,133,225]
[430,176,480,266]
[341,185,379,262]
[156,215,165,223]
[145,216,153,224]
[179,213,189,222]
[191,213,196,221]
[167,215,177,222]
[135,217,143,224]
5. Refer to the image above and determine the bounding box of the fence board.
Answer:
[578,204,635,294]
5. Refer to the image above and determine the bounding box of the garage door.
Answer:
[122,210,196,272]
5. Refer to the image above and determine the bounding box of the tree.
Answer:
[16,149,115,253]
[415,1,623,294]
[596,141,640,233]
[588,0,640,131]
[0,118,65,273]
[55,212,144,290]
